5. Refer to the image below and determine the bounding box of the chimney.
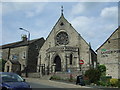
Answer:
[21,34,27,41]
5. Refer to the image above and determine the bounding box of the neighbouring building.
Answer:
[0,35,45,74]
[37,11,97,76]
[96,26,120,79]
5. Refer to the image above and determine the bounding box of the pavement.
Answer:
[24,77,91,88]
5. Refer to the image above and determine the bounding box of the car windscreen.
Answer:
[1,73,24,82]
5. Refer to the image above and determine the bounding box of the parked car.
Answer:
[0,72,31,90]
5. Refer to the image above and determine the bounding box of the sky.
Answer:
[1,0,120,51]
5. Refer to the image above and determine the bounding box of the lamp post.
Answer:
[19,28,30,41]
[19,27,30,77]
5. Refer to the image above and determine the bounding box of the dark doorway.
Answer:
[7,66,9,72]
[54,55,61,72]
[70,54,73,65]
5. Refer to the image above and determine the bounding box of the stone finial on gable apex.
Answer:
[61,6,64,16]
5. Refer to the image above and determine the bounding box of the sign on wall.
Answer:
[101,49,120,57]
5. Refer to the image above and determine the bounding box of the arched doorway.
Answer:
[54,55,61,72]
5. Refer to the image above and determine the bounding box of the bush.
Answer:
[85,68,101,83]
[50,75,61,80]
[118,79,120,88]
[110,78,118,87]
[97,65,106,76]
[98,65,106,72]
[50,74,76,82]
[100,76,112,83]
[97,80,111,87]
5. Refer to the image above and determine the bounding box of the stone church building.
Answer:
[37,12,97,75]
[97,26,120,79]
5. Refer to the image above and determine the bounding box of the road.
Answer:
[28,82,119,90]
[25,78,119,90]
[28,82,56,88]
[28,82,82,90]
[24,78,87,88]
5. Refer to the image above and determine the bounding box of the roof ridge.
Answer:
[0,37,44,49]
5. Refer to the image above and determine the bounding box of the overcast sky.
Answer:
[1,0,120,51]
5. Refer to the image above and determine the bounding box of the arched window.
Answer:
[70,54,72,65]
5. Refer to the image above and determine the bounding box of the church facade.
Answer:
[37,13,97,75]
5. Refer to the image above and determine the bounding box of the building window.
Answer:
[11,55,18,60]
[22,51,26,59]
[70,54,72,65]
[56,31,69,45]
[60,22,64,26]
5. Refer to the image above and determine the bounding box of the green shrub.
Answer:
[97,65,106,72]
[110,78,118,87]
[84,76,90,85]
[118,79,120,88]
[100,76,112,83]
[100,82,107,86]
[68,78,76,82]
[97,64,106,76]
[97,80,110,87]
[85,68,101,83]
[84,80,90,85]
[50,75,61,80]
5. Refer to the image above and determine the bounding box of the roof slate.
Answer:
[9,60,21,65]
[0,37,44,49]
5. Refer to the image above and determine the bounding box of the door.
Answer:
[7,66,9,72]
[54,55,61,72]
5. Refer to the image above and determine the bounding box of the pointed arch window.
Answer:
[70,54,72,65]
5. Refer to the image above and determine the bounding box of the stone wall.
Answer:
[97,28,120,79]
[28,38,45,72]
[9,46,27,71]
[1,48,9,61]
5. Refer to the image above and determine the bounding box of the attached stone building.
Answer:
[37,13,97,75]
[0,35,45,73]
[96,26,120,79]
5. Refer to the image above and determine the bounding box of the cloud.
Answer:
[1,2,118,51]
[100,6,118,19]
[2,0,49,2]
[25,3,46,18]
[1,0,120,2]
[71,3,85,15]
[70,2,103,16]
[70,5,118,50]
[2,2,47,18]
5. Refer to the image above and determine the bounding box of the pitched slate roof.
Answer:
[0,37,45,49]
